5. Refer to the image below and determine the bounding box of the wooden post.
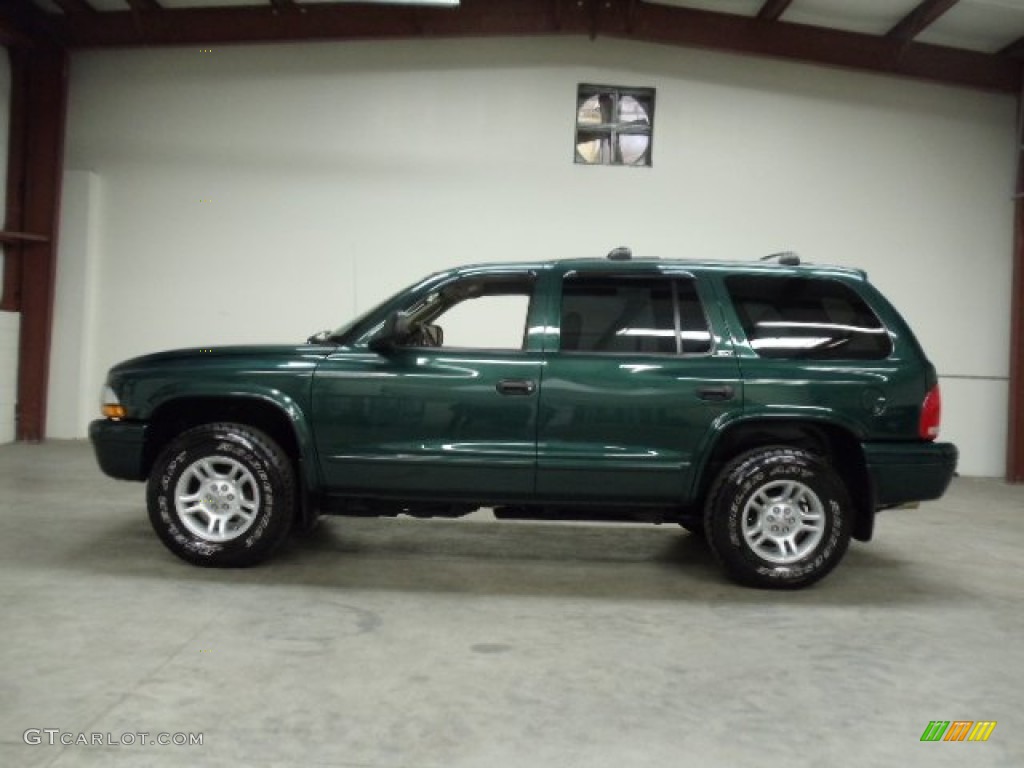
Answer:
[5,44,69,441]
[1008,81,1024,482]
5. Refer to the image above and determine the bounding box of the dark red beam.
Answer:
[0,231,50,244]
[60,0,568,46]
[0,48,29,314]
[1000,36,1024,59]
[887,0,959,43]
[624,2,1018,93]
[52,0,97,16]
[1010,204,1024,481]
[56,0,1020,93]
[3,45,70,442]
[0,0,64,46]
[1008,85,1024,482]
[757,0,792,23]
[0,16,31,47]
[126,0,162,11]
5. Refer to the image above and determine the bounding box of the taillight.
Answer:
[919,385,941,441]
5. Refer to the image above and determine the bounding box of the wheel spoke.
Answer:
[180,499,205,515]
[778,482,799,502]
[780,537,797,558]
[197,460,220,482]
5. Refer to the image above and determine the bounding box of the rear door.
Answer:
[535,269,741,504]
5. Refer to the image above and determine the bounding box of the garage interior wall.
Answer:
[50,37,1015,476]
[0,53,16,445]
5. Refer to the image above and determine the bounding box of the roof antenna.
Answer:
[607,246,632,261]
[760,251,801,266]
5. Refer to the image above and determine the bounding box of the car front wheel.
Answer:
[147,422,295,567]
[704,446,852,589]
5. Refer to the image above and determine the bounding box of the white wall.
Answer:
[0,52,15,444]
[58,38,1016,475]
[48,170,102,438]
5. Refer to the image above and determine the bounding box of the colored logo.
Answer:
[920,721,996,742]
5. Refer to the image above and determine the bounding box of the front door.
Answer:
[312,271,543,500]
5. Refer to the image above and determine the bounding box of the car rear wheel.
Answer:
[704,446,852,589]
[147,422,295,567]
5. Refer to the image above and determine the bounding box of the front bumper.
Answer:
[863,441,958,508]
[89,419,149,481]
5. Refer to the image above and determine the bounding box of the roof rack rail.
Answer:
[760,251,801,266]
[607,246,632,261]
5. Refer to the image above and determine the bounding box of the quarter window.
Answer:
[725,275,892,360]
[560,275,712,355]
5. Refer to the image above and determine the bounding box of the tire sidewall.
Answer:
[708,448,851,588]
[147,425,292,566]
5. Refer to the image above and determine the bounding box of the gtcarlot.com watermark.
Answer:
[24,729,203,747]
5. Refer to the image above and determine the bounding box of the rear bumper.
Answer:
[863,441,958,508]
[89,419,148,481]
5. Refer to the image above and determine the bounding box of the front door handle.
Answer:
[496,379,537,396]
[696,385,735,402]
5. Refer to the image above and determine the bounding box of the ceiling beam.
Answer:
[60,0,568,47]
[887,0,959,43]
[0,15,32,47]
[757,0,792,23]
[624,2,1018,93]
[52,0,97,15]
[126,0,162,10]
[54,0,1020,93]
[1000,36,1024,59]
[0,0,64,46]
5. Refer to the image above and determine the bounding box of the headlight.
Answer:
[100,384,126,420]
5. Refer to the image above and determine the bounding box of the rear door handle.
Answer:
[496,379,537,396]
[696,385,735,402]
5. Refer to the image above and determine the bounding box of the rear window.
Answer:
[725,275,892,360]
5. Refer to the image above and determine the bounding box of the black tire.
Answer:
[703,446,852,589]
[147,422,295,567]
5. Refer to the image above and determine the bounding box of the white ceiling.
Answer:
[27,0,1024,54]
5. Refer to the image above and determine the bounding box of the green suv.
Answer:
[90,250,957,588]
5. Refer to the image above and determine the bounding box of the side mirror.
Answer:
[368,311,412,353]
[420,323,443,347]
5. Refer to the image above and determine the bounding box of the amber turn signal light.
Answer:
[102,403,127,420]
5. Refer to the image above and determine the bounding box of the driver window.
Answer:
[435,293,531,350]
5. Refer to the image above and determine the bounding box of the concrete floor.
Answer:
[0,441,1021,768]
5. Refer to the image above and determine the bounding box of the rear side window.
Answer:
[725,275,891,360]
[560,275,712,355]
